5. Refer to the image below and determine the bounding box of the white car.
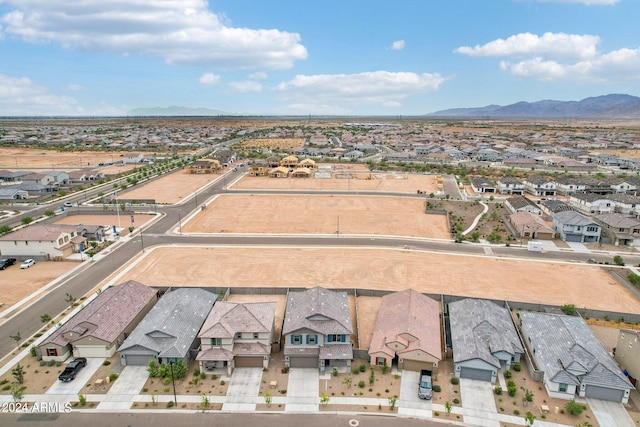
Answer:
[20,259,35,269]
[63,201,73,207]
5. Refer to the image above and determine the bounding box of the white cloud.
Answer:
[502,47,640,82]
[276,71,445,106]
[0,73,78,115]
[229,81,263,92]
[531,0,618,4]
[66,84,83,91]
[199,72,220,85]
[276,103,351,115]
[0,0,307,70]
[390,40,405,50]
[248,71,268,80]
[382,101,402,107]
[455,32,600,60]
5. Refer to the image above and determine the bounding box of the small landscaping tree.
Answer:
[200,394,210,412]
[12,364,24,384]
[44,210,55,217]
[264,390,272,407]
[388,395,398,411]
[41,314,51,323]
[445,401,452,416]
[342,376,352,388]
[11,383,26,403]
[9,332,21,350]
[320,392,330,406]
[525,411,536,426]
[613,255,625,266]
[561,304,577,315]
[21,216,33,225]
[565,399,586,416]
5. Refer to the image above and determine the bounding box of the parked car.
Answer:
[58,358,87,382]
[0,258,17,270]
[418,369,433,400]
[63,201,73,207]
[20,259,36,269]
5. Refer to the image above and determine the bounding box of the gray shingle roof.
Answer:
[519,312,633,390]
[118,288,216,359]
[553,210,598,227]
[449,299,523,368]
[198,302,276,338]
[282,286,353,335]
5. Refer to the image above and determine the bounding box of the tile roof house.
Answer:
[471,177,497,194]
[552,210,601,243]
[0,224,85,260]
[368,289,442,372]
[508,211,555,240]
[496,177,524,195]
[505,195,542,215]
[593,213,640,247]
[282,286,354,371]
[520,312,634,403]
[449,299,524,383]
[196,301,276,375]
[523,176,557,197]
[118,288,216,366]
[38,280,157,361]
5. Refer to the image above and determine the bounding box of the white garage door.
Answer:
[75,346,110,358]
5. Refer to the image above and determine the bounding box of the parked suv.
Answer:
[58,358,87,382]
[0,258,17,270]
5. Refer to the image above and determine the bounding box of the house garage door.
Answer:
[124,354,153,366]
[584,385,625,402]
[459,367,492,382]
[565,234,583,243]
[402,360,429,372]
[290,357,317,368]
[235,356,263,368]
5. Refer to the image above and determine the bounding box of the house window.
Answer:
[253,332,259,339]
[308,335,317,345]
[327,334,343,343]
[235,332,242,339]
[46,348,58,357]
[291,335,302,345]
[559,383,568,392]
[587,227,598,232]
[576,226,582,231]
[212,338,221,347]
[376,357,385,366]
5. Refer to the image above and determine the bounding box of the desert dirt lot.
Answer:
[0,148,131,169]
[0,262,77,315]
[121,247,640,314]
[236,138,306,151]
[121,169,221,204]
[182,195,450,238]
[233,173,439,193]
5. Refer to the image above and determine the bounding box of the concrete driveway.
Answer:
[588,398,635,427]
[459,378,499,427]
[96,365,150,410]
[222,367,263,411]
[286,368,319,412]
[46,357,104,395]
[397,370,432,418]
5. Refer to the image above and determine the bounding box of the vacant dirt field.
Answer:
[121,247,640,314]
[233,173,439,194]
[0,148,131,169]
[0,261,77,315]
[99,163,140,175]
[121,169,221,204]
[182,195,449,238]
[236,138,305,150]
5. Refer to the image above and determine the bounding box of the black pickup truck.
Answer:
[0,258,17,270]
[58,358,87,382]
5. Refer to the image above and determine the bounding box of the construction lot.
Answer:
[182,194,450,238]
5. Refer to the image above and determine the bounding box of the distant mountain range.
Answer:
[427,94,640,118]
[127,106,231,116]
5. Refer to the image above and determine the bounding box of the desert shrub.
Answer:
[494,386,502,395]
[628,272,640,285]
[108,373,119,382]
[450,377,459,385]
[432,385,441,393]
[614,255,625,266]
[453,398,460,404]
[513,363,522,372]
[359,364,366,373]
[358,380,365,388]
[167,401,174,408]
[508,385,517,397]
[561,304,577,315]
[565,399,586,416]
[102,360,111,366]
[504,370,512,379]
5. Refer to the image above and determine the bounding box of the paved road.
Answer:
[2,413,446,427]
[1,166,639,360]
[441,174,463,200]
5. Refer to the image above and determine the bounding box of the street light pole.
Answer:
[169,361,177,405]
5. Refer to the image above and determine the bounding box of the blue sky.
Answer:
[0,0,638,116]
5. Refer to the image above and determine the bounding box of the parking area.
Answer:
[459,378,499,427]
[398,370,432,417]
[45,358,104,395]
[588,398,636,427]
[222,367,263,411]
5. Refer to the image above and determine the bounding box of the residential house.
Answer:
[555,177,588,196]
[568,193,614,215]
[449,298,524,383]
[249,161,268,176]
[508,212,555,240]
[475,148,502,162]
[505,196,542,216]
[213,149,237,167]
[299,158,318,169]
[196,301,276,375]
[265,156,281,168]
[122,153,145,164]
[0,171,32,182]
[185,159,220,174]
[291,168,311,178]
[523,176,557,197]
[368,289,441,372]
[41,171,70,185]
[520,311,634,403]
[344,150,364,159]
[68,169,106,183]
[280,155,299,169]
[38,280,157,361]
[21,173,59,191]
[118,288,216,366]
[470,178,497,194]
[268,166,289,178]
[540,199,573,216]
[0,188,28,200]
[282,286,353,371]
[609,194,640,216]
[496,177,524,195]
[0,224,86,259]
[552,210,601,243]
[615,329,640,386]
[593,213,640,247]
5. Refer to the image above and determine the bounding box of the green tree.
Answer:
[11,364,24,384]
[613,255,625,266]
[44,210,55,217]
[0,225,12,235]
[525,411,536,426]
[200,394,210,412]
[11,383,26,403]
[65,293,77,308]
[264,390,272,407]
[388,395,398,411]
[565,399,586,416]
[445,401,452,416]
[21,216,33,225]
[320,392,330,406]
[41,314,51,323]
[9,332,21,350]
